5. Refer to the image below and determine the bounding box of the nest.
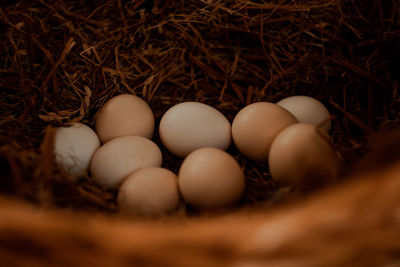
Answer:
[1,0,400,266]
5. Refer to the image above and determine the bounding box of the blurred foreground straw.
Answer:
[0,162,399,267]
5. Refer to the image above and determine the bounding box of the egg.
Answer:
[159,102,231,158]
[178,147,244,210]
[277,95,331,132]
[232,102,297,162]
[90,136,162,188]
[95,94,155,143]
[53,122,100,180]
[269,123,340,186]
[118,167,180,216]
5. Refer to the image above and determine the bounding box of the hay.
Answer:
[1,0,400,265]
[1,161,399,267]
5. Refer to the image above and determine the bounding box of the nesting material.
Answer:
[1,0,400,265]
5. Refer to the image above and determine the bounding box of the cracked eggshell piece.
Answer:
[269,123,340,186]
[178,147,245,210]
[95,94,155,143]
[159,102,231,158]
[118,167,180,216]
[53,122,100,180]
[90,136,162,189]
[277,95,331,133]
[232,102,298,162]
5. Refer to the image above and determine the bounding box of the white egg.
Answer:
[54,122,100,180]
[90,136,162,189]
[118,167,180,216]
[277,96,331,132]
[159,102,231,158]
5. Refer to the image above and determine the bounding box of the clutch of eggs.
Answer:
[51,94,338,215]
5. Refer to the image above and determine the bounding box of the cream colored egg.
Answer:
[277,95,331,132]
[118,167,180,216]
[178,147,244,210]
[232,102,297,162]
[269,123,340,186]
[159,102,231,158]
[95,94,155,143]
[90,136,162,188]
[53,122,100,180]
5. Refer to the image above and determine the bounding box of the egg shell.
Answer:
[159,102,232,158]
[53,122,100,180]
[90,136,162,188]
[277,95,331,132]
[118,167,180,216]
[95,94,155,143]
[232,102,298,162]
[178,147,245,210]
[269,123,340,186]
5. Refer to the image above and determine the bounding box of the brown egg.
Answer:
[232,102,298,162]
[118,167,180,216]
[95,94,154,143]
[269,123,340,186]
[178,147,245,210]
